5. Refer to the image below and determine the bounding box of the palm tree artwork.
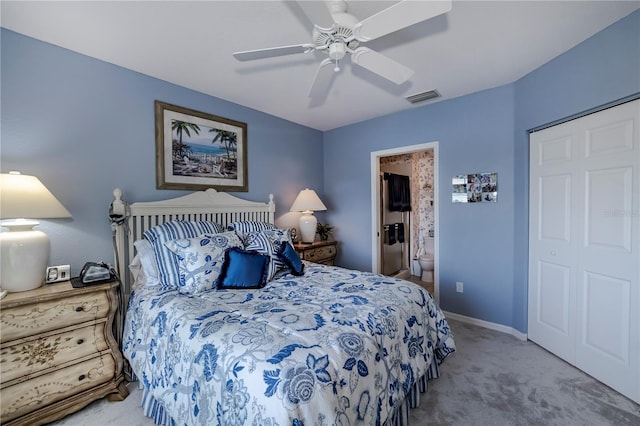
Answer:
[210,129,238,177]
[210,129,237,159]
[168,120,239,179]
[172,120,201,159]
[171,120,201,176]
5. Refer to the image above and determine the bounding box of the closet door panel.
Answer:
[536,261,571,334]
[584,167,632,252]
[580,272,630,364]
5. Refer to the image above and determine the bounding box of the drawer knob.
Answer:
[77,338,84,345]
[78,374,86,381]
[75,306,84,312]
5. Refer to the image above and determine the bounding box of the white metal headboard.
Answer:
[110,188,275,295]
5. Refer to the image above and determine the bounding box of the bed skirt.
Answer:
[385,355,441,426]
[136,353,444,426]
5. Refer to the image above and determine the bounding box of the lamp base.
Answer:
[0,220,49,292]
[298,211,317,244]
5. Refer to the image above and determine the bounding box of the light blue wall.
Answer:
[324,10,640,332]
[1,29,324,276]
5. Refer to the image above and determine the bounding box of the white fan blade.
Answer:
[351,47,413,84]
[233,44,314,61]
[308,58,337,98]
[297,0,334,31]
[354,0,452,42]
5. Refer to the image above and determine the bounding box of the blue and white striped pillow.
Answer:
[244,229,292,281]
[143,220,225,289]
[165,232,243,294]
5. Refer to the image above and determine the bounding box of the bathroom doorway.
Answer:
[370,142,439,300]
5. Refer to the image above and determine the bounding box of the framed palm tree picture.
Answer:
[154,100,248,191]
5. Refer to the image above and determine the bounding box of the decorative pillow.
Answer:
[164,231,243,294]
[228,221,276,243]
[143,220,225,288]
[217,247,269,290]
[244,229,292,281]
[277,240,304,276]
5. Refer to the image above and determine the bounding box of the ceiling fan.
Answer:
[233,0,452,98]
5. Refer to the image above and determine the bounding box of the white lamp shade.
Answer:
[290,189,327,244]
[0,172,71,219]
[0,172,71,292]
[290,189,327,213]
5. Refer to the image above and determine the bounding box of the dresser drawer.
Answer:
[1,323,108,384]
[0,353,116,423]
[303,245,336,263]
[0,291,110,343]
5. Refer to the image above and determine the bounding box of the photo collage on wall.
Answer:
[452,172,497,203]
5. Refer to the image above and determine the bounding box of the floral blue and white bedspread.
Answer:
[123,263,456,426]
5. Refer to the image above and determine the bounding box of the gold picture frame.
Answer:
[155,100,248,191]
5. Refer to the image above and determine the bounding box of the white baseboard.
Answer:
[443,311,528,341]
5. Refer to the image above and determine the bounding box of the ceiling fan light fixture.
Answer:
[406,90,441,104]
[329,41,346,61]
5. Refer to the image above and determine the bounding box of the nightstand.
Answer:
[0,280,128,425]
[294,240,338,265]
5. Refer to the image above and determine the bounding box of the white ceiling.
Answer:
[2,1,638,131]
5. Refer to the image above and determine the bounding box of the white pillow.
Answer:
[129,253,143,282]
[129,255,150,290]
[165,232,243,294]
[133,239,160,283]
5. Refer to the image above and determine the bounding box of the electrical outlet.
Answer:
[46,265,71,283]
[456,281,464,293]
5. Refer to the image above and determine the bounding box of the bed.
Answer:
[110,188,455,426]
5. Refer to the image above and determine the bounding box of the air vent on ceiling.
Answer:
[406,90,440,104]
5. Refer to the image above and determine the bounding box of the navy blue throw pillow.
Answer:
[217,247,270,289]
[277,241,304,276]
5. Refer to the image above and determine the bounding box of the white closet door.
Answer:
[529,99,639,404]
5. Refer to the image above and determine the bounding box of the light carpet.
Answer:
[50,319,639,426]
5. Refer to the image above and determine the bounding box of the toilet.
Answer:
[418,253,434,282]
[417,236,435,282]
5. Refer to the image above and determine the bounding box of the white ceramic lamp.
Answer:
[290,188,327,244]
[0,172,71,292]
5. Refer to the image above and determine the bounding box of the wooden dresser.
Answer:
[0,281,128,425]
[294,240,338,265]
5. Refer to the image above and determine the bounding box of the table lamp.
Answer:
[290,188,326,243]
[0,171,71,292]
